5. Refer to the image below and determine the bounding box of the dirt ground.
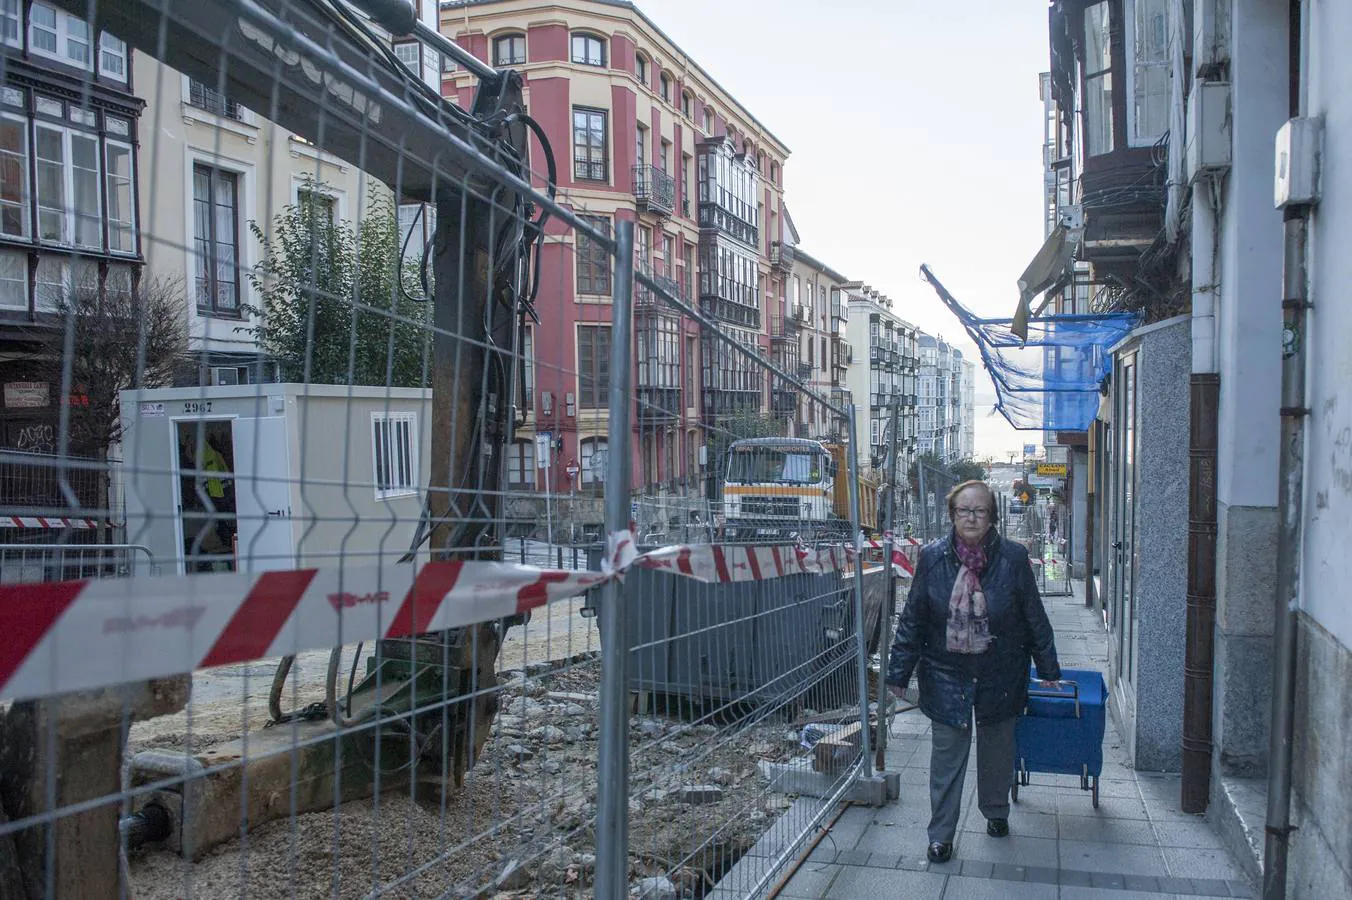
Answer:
[127,598,600,755]
[125,613,811,900]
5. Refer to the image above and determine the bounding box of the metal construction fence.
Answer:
[913,459,958,542]
[998,494,1072,597]
[0,3,908,898]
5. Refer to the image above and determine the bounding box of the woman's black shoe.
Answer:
[927,841,953,863]
[986,818,1010,837]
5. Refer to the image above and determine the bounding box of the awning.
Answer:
[920,265,1139,433]
[1012,223,1081,341]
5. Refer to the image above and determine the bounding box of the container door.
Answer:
[232,416,294,572]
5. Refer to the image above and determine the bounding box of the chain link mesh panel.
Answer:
[0,3,899,897]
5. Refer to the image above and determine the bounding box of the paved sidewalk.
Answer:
[774,584,1255,899]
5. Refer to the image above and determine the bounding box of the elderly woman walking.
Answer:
[887,480,1061,863]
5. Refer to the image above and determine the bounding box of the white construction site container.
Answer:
[119,384,431,574]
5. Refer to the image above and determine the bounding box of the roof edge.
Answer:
[441,0,791,155]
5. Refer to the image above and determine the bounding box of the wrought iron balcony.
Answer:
[771,389,797,415]
[797,363,813,380]
[698,202,758,248]
[635,260,681,312]
[770,241,795,273]
[771,314,799,342]
[699,297,760,329]
[632,164,675,216]
[636,386,682,421]
[702,387,764,418]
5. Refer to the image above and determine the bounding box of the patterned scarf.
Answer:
[946,534,991,654]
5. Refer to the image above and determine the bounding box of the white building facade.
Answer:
[843,284,917,477]
[135,0,443,386]
[961,359,976,460]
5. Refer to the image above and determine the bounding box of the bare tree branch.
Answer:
[33,273,190,454]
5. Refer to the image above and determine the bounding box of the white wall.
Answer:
[1299,0,1352,650]
[1213,1,1288,509]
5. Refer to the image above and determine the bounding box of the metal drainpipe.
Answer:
[1263,205,1310,900]
[1181,171,1221,814]
[1264,5,1311,891]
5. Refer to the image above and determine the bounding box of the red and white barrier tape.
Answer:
[0,532,905,702]
[860,533,923,577]
[3,516,100,530]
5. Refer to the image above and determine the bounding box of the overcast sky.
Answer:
[639,0,1050,460]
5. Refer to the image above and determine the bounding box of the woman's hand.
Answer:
[1038,679,1063,688]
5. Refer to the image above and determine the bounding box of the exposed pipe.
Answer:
[1181,168,1221,814]
[1164,0,1188,243]
[120,802,172,851]
[1264,4,1309,892]
[1263,207,1310,900]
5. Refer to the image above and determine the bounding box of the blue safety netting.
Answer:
[920,265,1140,432]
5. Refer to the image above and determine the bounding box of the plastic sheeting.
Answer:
[920,265,1139,432]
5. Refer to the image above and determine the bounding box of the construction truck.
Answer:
[721,437,880,542]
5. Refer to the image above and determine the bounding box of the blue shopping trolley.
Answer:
[1010,666,1109,808]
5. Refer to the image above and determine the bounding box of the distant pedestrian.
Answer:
[887,479,1062,863]
[1049,507,1059,543]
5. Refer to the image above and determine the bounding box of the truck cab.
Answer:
[721,438,843,542]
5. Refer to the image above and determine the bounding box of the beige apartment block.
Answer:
[134,0,443,386]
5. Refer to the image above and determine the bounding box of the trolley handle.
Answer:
[1027,678,1080,718]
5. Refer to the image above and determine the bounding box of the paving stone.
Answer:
[776,863,840,899]
[1123,873,1162,891]
[823,866,946,897]
[1151,818,1230,849]
[1022,864,1059,885]
[1183,876,1237,896]
[958,834,1058,868]
[957,859,993,879]
[1059,813,1157,845]
[806,843,836,864]
[1061,839,1167,876]
[1090,871,1128,889]
[1162,847,1245,881]
[940,875,1049,899]
[988,862,1028,882]
[833,848,872,867]
[1058,868,1094,887]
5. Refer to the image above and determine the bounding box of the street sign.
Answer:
[1023,443,1037,457]
[535,432,552,468]
[565,459,580,480]
[1036,463,1068,477]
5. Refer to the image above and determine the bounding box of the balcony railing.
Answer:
[771,389,796,415]
[699,297,760,330]
[797,363,813,380]
[770,241,795,273]
[771,314,799,341]
[636,386,682,421]
[635,260,681,312]
[698,202,758,248]
[189,80,242,119]
[632,164,675,217]
[702,388,764,417]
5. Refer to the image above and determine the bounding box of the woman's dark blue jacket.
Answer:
[886,528,1061,728]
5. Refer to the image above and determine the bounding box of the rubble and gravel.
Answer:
[126,657,817,899]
